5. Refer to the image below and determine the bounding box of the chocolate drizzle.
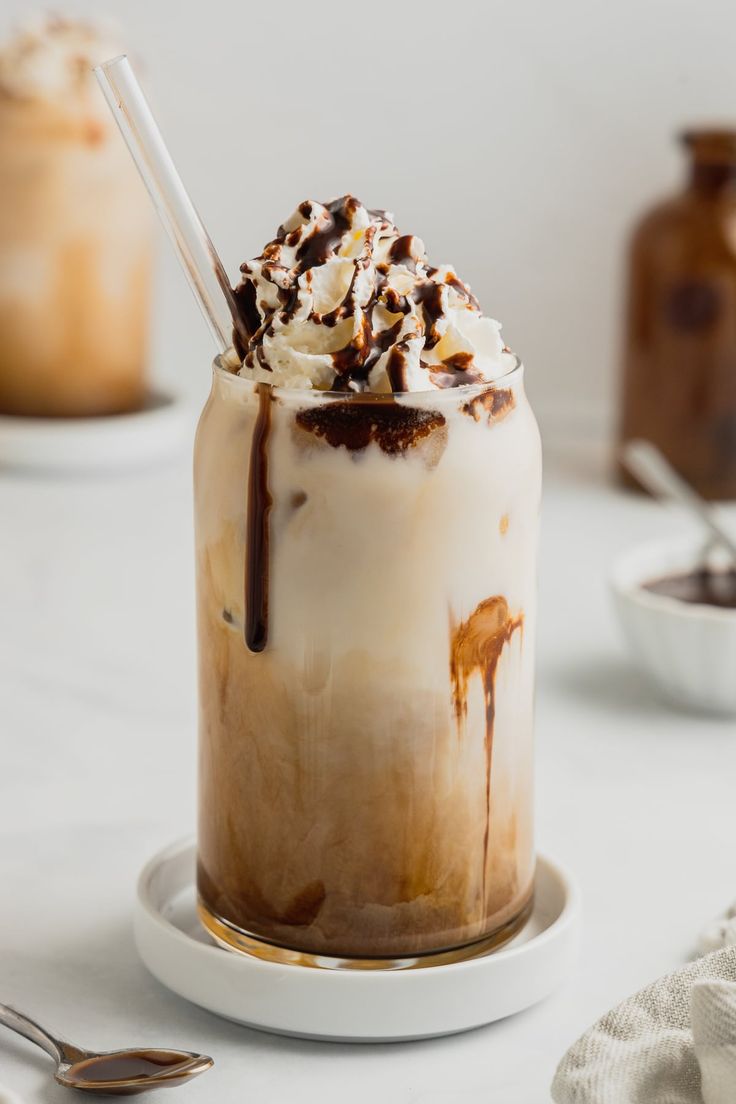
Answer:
[232,195,503,392]
[388,234,421,271]
[386,341,413,392]
[429,352,485,389]
[450,597,523,899]
[244,384,273,652]
[294,196,354,269]
[412,280,446,350]
[232,281,260,359]
[329,315,404,392]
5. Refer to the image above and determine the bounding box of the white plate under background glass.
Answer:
[0,390,193,473]
[135,839,580,1042]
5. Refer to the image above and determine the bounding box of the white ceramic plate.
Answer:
[0,390,193,473]
[134,839,580,1042]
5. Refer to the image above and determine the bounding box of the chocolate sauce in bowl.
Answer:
[244,383,273,653]
[644,567,736,608]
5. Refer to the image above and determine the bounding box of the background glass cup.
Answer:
[0,85,152,417]
[194,356,541,967]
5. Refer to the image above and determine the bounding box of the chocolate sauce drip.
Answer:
[412,281,445,349]
[383,285,411,315]
[232,281,261,360]
[424,266,480,310]
[644,567,736,608]
[446,272,481,310]
[245,384,273,652]
[389,234,419,271]
[330,317,404,390]
[463,386,515,424]
[294,196,353,272]
[386,343,411,392]
[450,597,523,900]
[429,352,484,389]
[296,400,445,454]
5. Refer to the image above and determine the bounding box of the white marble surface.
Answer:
[1,434,735,1103]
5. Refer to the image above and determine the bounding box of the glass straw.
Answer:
[95,55,243,355]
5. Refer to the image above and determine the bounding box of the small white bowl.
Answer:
[611,536,736,716]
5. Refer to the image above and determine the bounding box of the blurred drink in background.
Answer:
[620,129,736,499]
[0,16,152,417]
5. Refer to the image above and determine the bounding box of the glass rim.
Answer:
[212,349,523,402]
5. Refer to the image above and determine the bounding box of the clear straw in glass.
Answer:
[95,55,243,355]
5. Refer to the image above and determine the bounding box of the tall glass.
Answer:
[0,92,151,416]
[194,356,541,967]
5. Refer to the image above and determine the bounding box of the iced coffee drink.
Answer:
[195,197,541,964]
[0,17,151,417]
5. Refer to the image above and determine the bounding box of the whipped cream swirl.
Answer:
[233,196,513,393]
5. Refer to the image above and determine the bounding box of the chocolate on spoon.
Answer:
[0,1003,213,1096]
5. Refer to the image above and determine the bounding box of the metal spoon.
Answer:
[0,1004,213,1096]
[620,439,736,564]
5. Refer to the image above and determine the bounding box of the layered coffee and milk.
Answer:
[195,197,541,961]
[0,17,151,416]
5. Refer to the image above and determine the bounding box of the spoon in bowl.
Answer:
[0,1004,213,1096]
[621,438,736,564]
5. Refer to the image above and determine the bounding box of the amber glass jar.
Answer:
[620,129,736,499]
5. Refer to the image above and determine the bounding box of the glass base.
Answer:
[198,893,534,971]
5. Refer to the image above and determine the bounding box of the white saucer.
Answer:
[0,390,193,473]
[134,839,580,1042]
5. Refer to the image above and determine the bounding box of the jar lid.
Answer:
[680,128,736,163]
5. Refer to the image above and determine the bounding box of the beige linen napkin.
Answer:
[551,947,736,1104]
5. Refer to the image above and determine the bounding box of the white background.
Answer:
[3,0,736,434]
